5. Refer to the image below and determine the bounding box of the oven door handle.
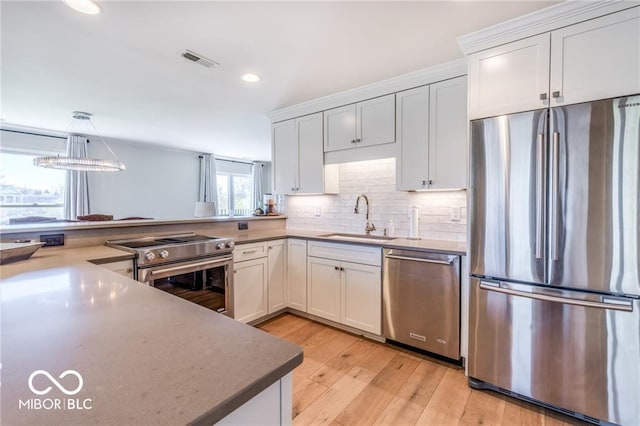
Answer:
[146,257,232,281]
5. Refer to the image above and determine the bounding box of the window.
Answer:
[216,159,253,216]
[0,151,65,224]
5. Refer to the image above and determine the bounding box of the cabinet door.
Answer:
[550,7,640,107]
[267,239,287,314]
[324,104,357,152]
[468,33,550,119]
[428,76,468,189]
[287,239,307,312]
[357,94,395,148]
[272,119,298,195]
[233,257,268,323]
[341,262,381,335]
[395,85,430,190]
[307,257,341,322]
[296,113,324,193]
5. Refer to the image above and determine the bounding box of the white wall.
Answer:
[88,138,199,219]
[284,158,467,242]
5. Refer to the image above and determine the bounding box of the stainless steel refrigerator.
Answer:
[468,95,640,425]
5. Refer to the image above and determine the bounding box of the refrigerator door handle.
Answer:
[535,132,546,259]
[550,131,560,260]
[479,281,633,312]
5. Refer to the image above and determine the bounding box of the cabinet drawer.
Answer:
[308,241,381,267]
[234,242,268,262]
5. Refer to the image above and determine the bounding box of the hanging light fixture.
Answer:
[34,111,125,172]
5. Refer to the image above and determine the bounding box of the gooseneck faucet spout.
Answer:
[354,194,376,235]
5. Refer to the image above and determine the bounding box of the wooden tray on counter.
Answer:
[0,242,45,265]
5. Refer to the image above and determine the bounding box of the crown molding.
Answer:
[457,0,639,55]
[266,58,466,123]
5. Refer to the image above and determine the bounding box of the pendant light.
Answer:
[33,111,125,172]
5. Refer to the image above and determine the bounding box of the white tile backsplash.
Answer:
[284,158,467,242]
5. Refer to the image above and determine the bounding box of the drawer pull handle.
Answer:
[242,250,258,254]
[385,254,454,265]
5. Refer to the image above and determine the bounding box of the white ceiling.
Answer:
[1,1,558,161]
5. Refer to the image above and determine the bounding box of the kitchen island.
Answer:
[0,257,302,425]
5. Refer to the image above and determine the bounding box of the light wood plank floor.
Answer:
[258,313,588,426]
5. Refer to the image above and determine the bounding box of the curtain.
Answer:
[198,154,218,209]
[252,161,264,210]
[64,135,90,219]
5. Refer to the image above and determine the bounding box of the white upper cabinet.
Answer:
[396,76,467,191]
[324,94,395,152]
[429,77,468,190]
[323,104,357,152]
[296,113,326,194]
[357,95,396,148]
[468,33,550,119]
[272,120,297,195]
[550,7,640,107]
[396,85,430,190]
[272,112,337,195]
[468,7,640,119]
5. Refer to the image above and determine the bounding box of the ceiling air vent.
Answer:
[180,49,219,68]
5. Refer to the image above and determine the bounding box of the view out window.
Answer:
[216,172,252,216]
[0,151,65,224]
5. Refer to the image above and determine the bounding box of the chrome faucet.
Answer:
[354,194,376,235]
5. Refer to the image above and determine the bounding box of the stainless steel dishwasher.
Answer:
[383,248,460,360]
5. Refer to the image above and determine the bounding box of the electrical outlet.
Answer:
[237,221,249,230]
[450,207,461,222]
[314,207,321,217]
[40,233,64,246]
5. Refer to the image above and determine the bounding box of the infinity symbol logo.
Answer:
[28,370,84,396]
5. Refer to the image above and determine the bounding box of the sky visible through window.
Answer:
[0,151,65,224]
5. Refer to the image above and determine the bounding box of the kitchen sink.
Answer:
[319,233,393,243]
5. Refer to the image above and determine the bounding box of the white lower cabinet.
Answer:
[234,242,269,323]
[234,240,289,323]
[307,241,382,335]
[267,239,287,314]
[287,239,308,312]
[340,262,381,334]
[234,256,268,323]
[307,257,342,322]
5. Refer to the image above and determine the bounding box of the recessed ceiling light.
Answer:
[241,73,261,83]
[63,0,101,15]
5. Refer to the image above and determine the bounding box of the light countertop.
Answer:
[231,229,467,255]
[0,248,302,425]
[0,215,285,235]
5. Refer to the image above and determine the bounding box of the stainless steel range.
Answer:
[106,233,235,317]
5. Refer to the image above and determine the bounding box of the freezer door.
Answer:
[549,96,640,295]
[469,110,546,283]
[468,277,640,425]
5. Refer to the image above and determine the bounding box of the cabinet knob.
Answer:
[355,138,361,143]
[552,91,561,98]
[539,93,548,100]
[350,139,356,144]
[421,180,427,186]
[291,187,295,192]
[334,266,339,271]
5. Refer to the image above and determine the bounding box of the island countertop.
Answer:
[0,262,303,425]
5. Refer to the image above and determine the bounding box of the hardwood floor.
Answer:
[258,314,588,426]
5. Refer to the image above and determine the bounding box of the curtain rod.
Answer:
[1,128,66,140]
[198,155,254,165]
